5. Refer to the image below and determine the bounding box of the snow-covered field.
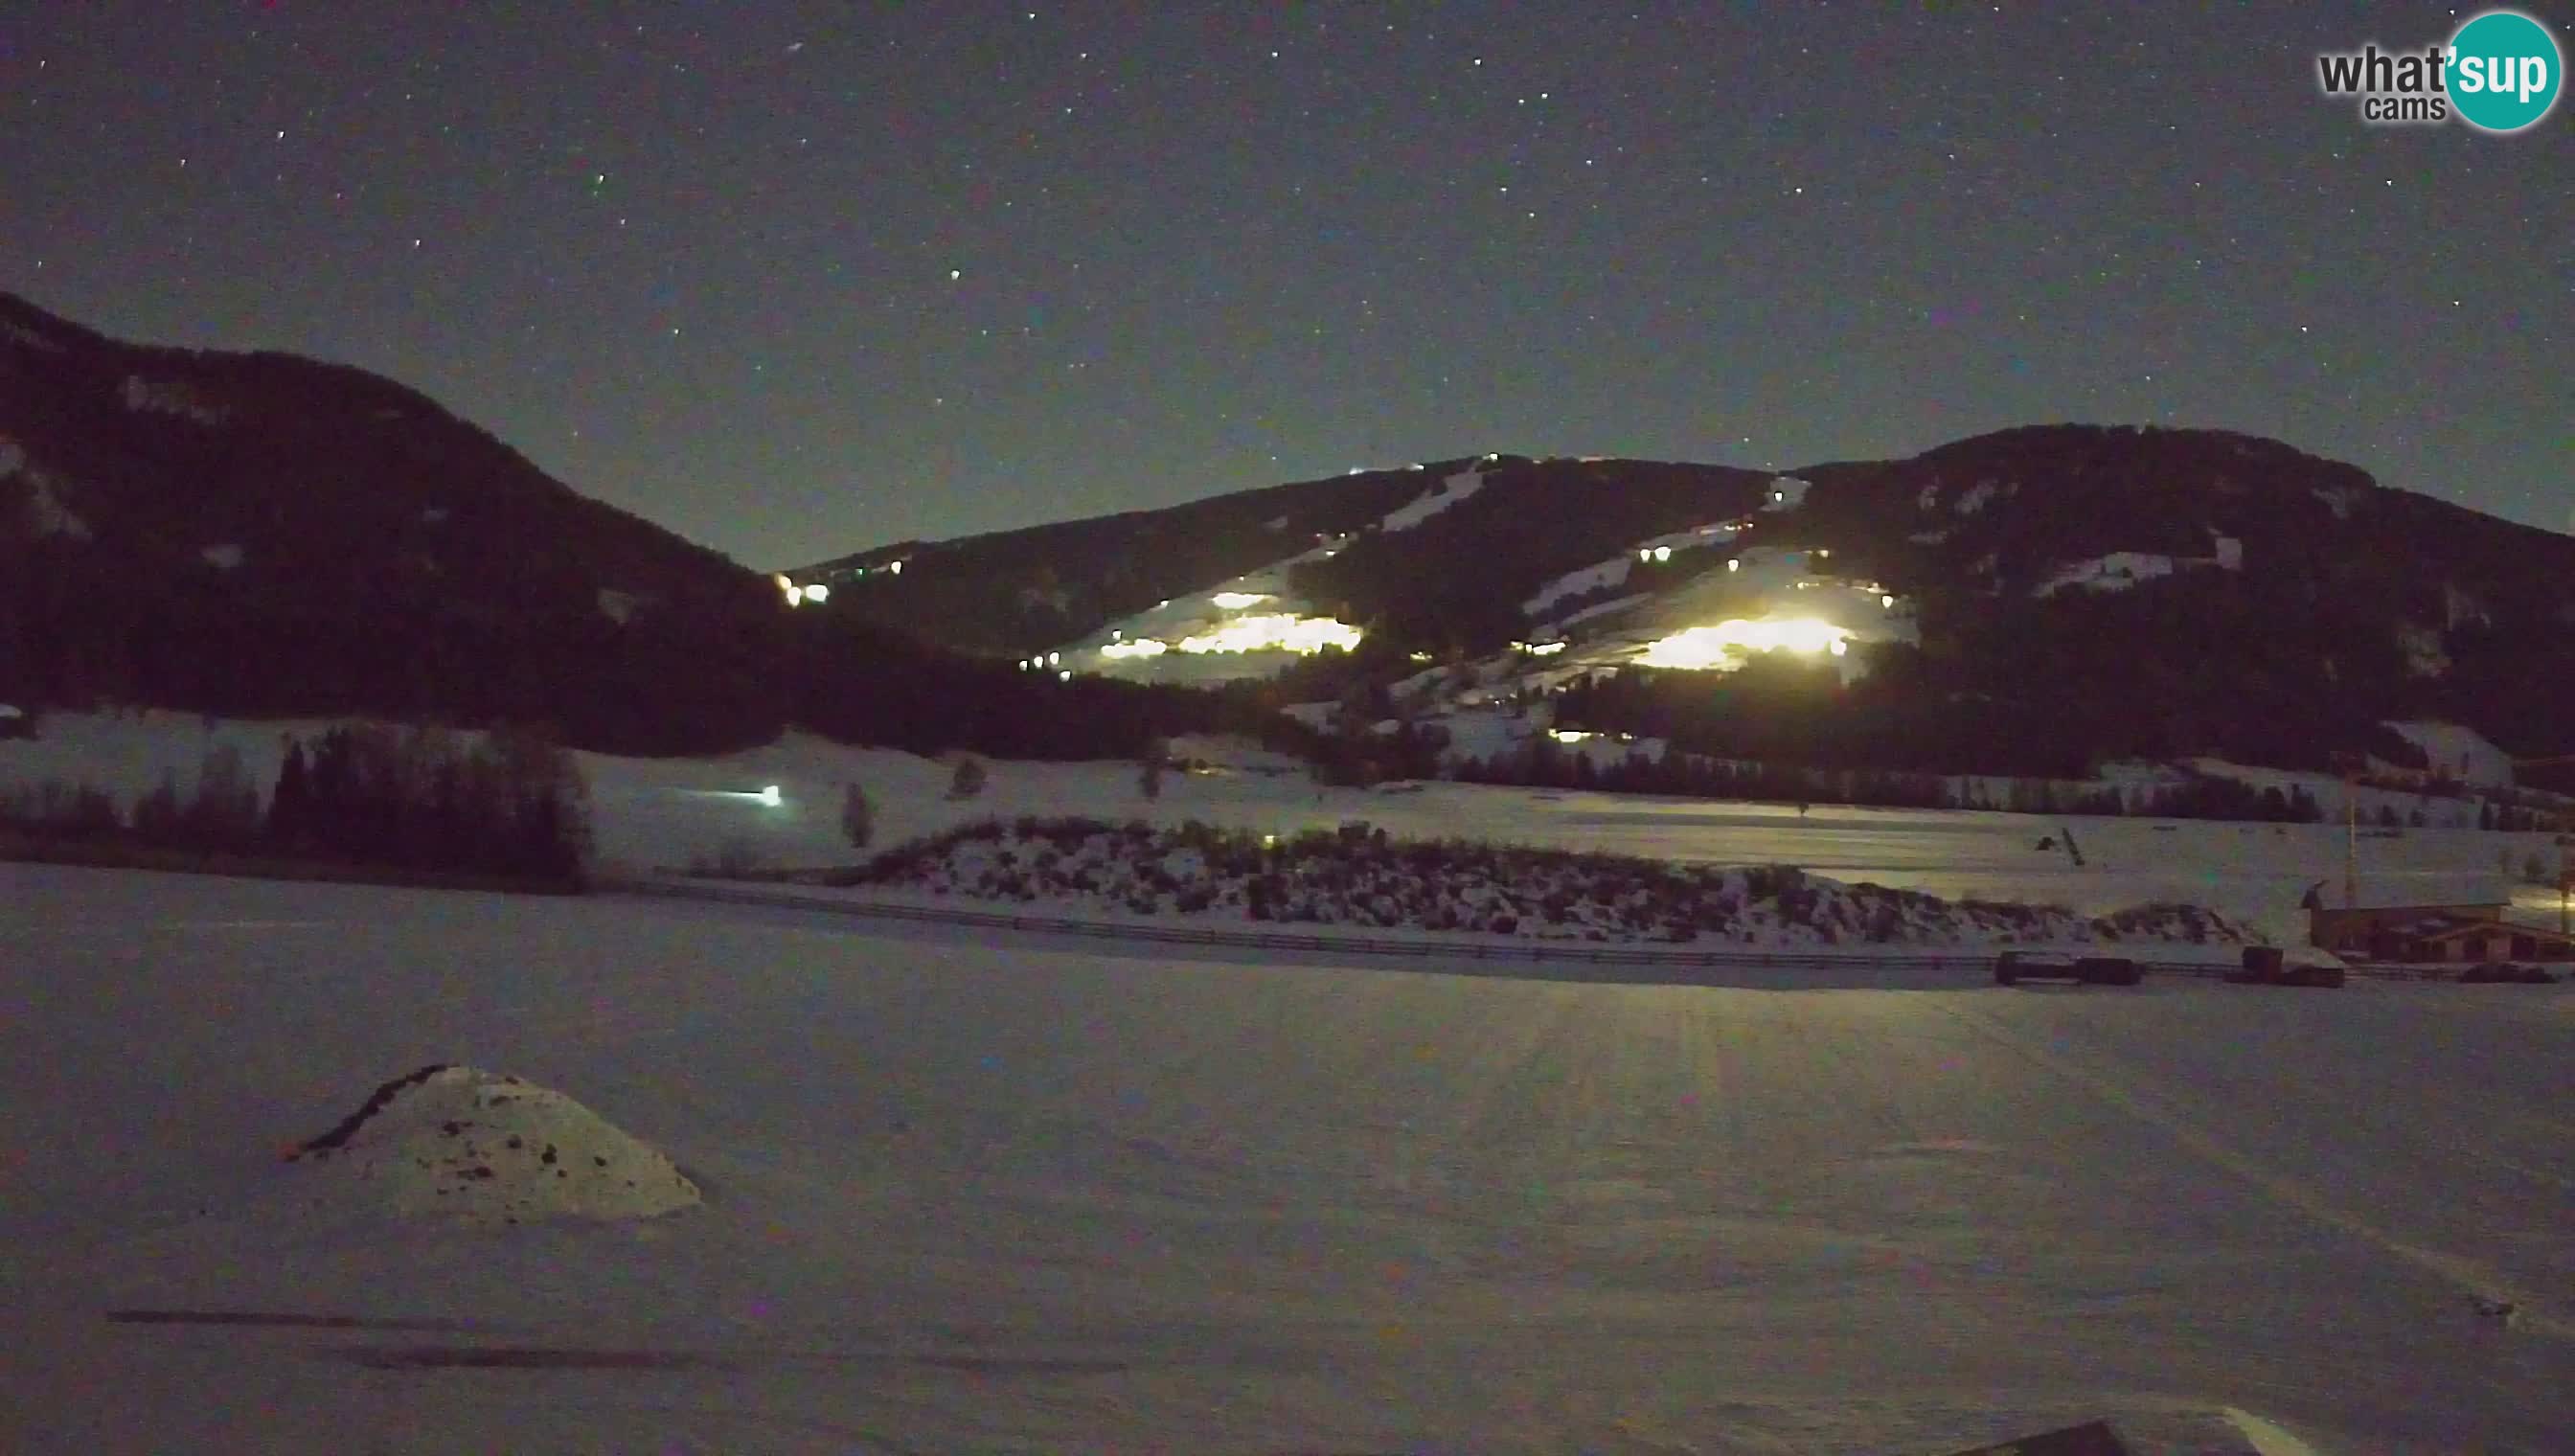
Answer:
[8,712,2569,944]
[5,864,2568,1453]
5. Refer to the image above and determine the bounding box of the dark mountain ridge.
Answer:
[0,291,1285,761]
[2,291,776,751]
[8,289,2566,785]
[813,422,2575,780]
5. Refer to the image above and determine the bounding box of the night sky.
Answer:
[7,3,2567,570]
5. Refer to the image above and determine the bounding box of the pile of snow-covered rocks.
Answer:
[285,1065,699,1225]
[847,817,2260,947]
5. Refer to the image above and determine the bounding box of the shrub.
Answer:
[0,778,124,838]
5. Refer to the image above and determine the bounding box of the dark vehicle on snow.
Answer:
[2457,961,2558,985]
[1994,951,2141,987]
[2228,945,2345,988]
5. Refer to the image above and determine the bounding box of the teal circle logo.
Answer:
[2447,11,2562,132]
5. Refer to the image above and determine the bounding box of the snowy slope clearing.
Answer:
[5,863,2567,1452]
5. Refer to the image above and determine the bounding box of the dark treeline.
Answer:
[0,570,1298,765]
[266,724,590,883]
[785,617,1257,761]
[1548,648,2453,782]
[1,725,592,885]
[1449,734,2333,824]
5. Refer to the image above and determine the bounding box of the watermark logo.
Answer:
[2315,9,2561,132]
[2448,10,2561,130]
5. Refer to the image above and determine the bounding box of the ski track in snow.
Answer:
[4,863,2570,1453]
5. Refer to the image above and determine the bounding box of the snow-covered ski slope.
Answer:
[4,863,2566,1453]
[1050,464,1489,685]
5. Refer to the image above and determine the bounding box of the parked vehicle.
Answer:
[2227,945,2345,988]
[2457,961,2558,985]
[1995,951,2142,987]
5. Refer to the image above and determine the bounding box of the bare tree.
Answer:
[840,782,876,851]
[1138,738,1168,800]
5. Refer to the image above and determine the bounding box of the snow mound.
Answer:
[2034,551,2176,597]
[2382,718,2514,786]
[286,1065,698,1224]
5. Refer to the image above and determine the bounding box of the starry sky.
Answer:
[6,3,2567,569]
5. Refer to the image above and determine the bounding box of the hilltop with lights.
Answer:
[789,429,2575,789]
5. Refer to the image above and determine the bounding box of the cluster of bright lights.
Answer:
[1017,651,1064,670]
[1209,591,1271,609]
[1636,617,1853,670]
[1511,639,1567,656]
[1178,613,1363,655]
[1100,613,1363,660]
[1636,545,1673,563]
[773,576,839,606]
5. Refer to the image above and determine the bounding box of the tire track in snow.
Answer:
[1926,997,2571,1342]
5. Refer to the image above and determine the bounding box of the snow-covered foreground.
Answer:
[5,865,2568,1453]
[12,712,2567,946]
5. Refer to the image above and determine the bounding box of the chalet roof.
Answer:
[2407,919,2575,948]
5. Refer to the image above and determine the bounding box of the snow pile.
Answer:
[1952,478,2003,514]
[2034,551,2176,597]
[1,319,68,353]
[285,1065,699,1224]
[2382,719,2514,786]
[2394,621,2450,677]
[1378,466,1485,533]
[851,817,2262,947]
[120,374,231,425]
[1,444,94,540]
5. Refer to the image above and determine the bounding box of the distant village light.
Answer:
[801,581,829,603]
[1652,545,1671,562]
